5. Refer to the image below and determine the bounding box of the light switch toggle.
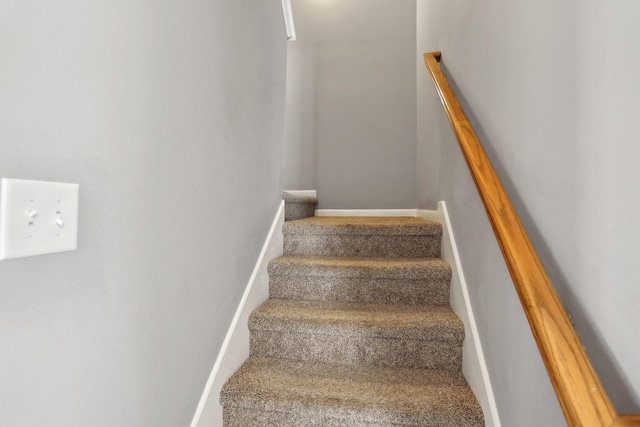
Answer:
[55,211,65,227]
[28,210,39,226]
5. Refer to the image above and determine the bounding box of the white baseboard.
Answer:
[315,209,418,217]
[189,201,285,427]
[437,201,501,427]
[283,190,316,197]
[415,208,441,222]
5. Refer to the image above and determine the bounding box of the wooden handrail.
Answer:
[423,51,639,427]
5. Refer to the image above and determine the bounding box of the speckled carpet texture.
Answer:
[220,207,484,426]
[283,192,318,221]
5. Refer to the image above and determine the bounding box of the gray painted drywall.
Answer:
[283,41,317,190]
[417,0,640,425]
[284,0,417,208]
[0,1,287,426]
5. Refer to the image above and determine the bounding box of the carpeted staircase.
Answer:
[220,196,484,426]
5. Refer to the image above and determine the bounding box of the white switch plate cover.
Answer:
[0,178,79,260]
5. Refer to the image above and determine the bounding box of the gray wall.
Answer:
[284,0,417,208]
[0,1,287,426]
[283,41,317,191]
[417,0,640,425]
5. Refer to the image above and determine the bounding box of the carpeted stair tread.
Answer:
[283,217,441,258]
[249,299,464,342]
[221,357,484,426]
[269,255,451,280]
[268,256,452,305]
[283,216,441,236]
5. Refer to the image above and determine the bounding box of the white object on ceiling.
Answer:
[281,0,297,41]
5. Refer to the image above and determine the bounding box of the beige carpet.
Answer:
[283,192,318,221]
[220,211,484,426]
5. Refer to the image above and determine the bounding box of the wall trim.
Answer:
[415,208,441,222]
[189,201,285,427]
[315,209,417,217]
[438,200,501,427]
[283,190,316,198]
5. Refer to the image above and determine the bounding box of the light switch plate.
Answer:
[0,178,80,260]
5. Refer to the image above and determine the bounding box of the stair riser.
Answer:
[269,276,450,306]
[250,331,462,370]
[224,405,481,427]
[224,407,335,427]
[285,202,317,221]
[283,234,440,258]
[224,407,361,427]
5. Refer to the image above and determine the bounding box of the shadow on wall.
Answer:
[439,60,640,414]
